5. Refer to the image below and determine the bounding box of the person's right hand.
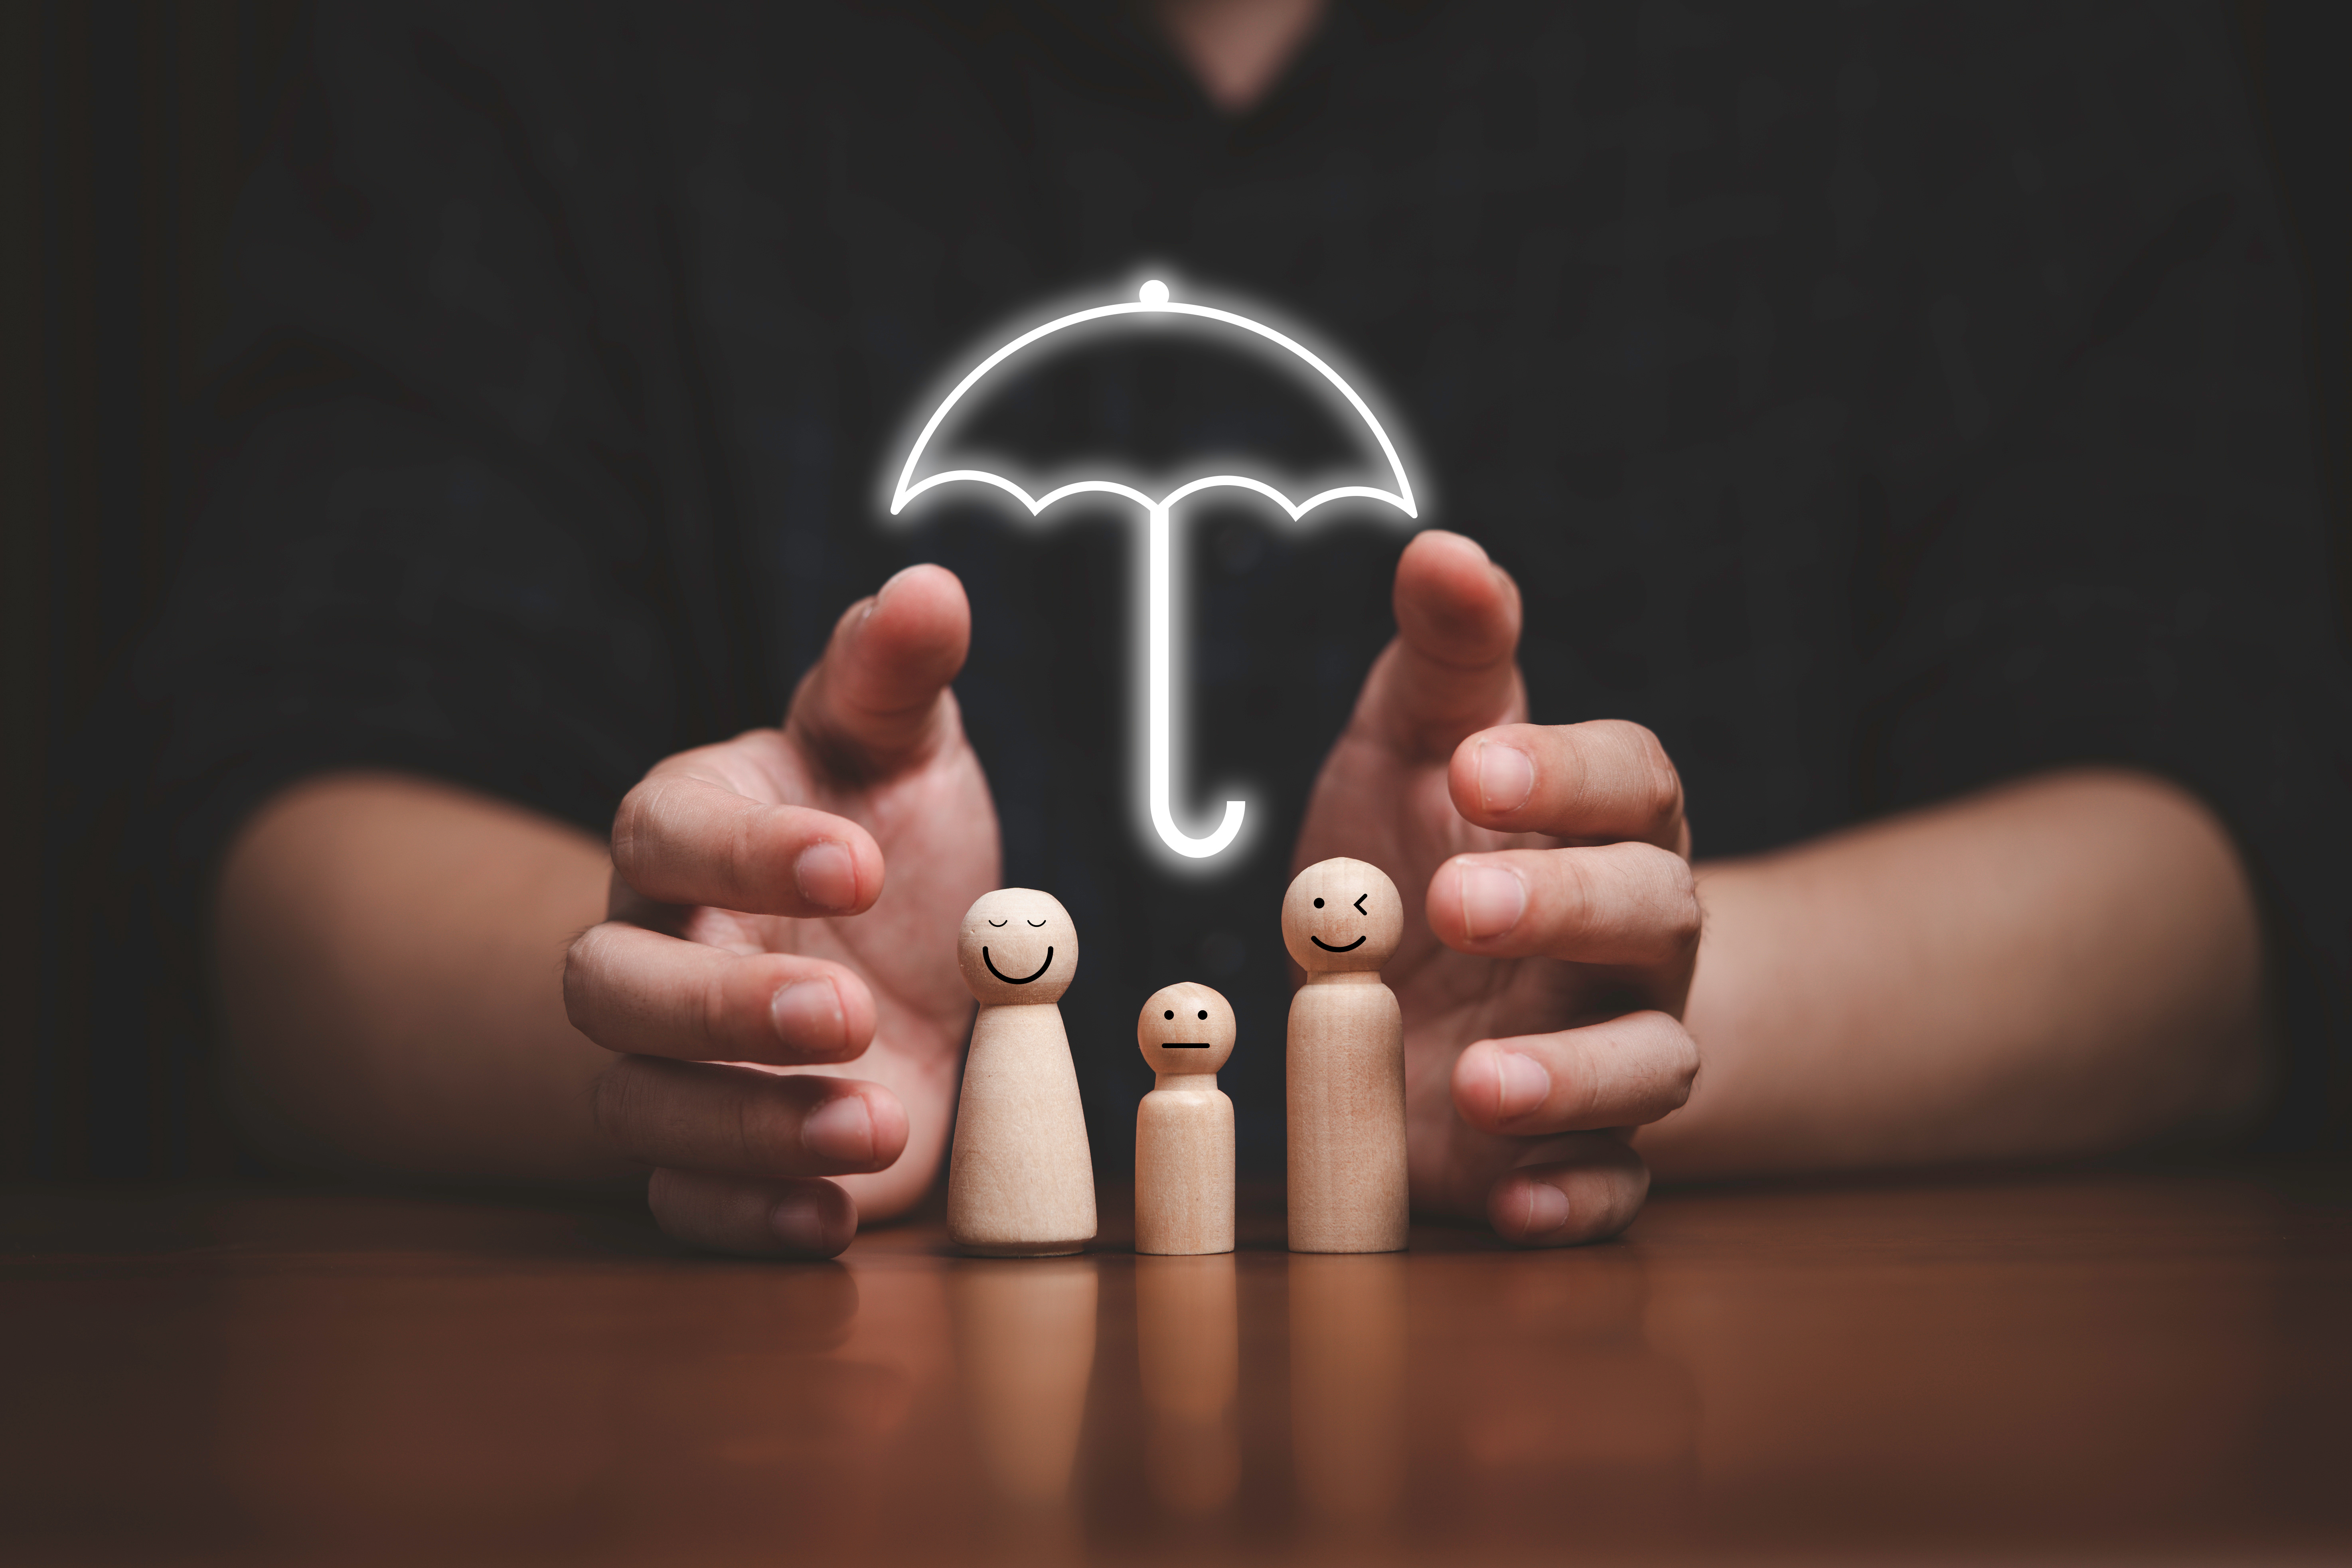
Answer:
[1292,532,1702,1246]
[563,565,999,1257]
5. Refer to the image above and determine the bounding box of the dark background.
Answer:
[5,0,2347,1179]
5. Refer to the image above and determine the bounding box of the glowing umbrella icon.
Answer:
[889,277,1420,861]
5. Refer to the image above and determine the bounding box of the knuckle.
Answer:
[1549,723,1593,808]
[721,810,755,906]
[1664,875,1702,946]
[1645,1018,1700,1110]
[1583,720,1681,834]
[1552,851,1600,943]
[1629,727,1684,834]
[588,1060,645,1151]
[1672,1030,1702,1094]
[610,777,667,875]
[697,966,738,1057]
[1622,843,1701,953]
[721,1076,794,1172]
[1564,1041,1609,1126]
[1604,1160,1653,1233]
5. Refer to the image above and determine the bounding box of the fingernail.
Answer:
[801,1094,876,1164]
[794,841,857,910]
[1458,863,1527,940]
[768,1192,839,1254]
[1517,1181,1570,1236]
[771,979,845,1049]
[1493,1049,1551,1120]
[1476,741,1535,814]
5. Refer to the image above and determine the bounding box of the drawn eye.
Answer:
[1312,897,1325,908]
[1027,918,1047,927]
[1353,893,1369,915]
[1196,1009,1208,1019]
[1163,1009,1174,1020]
[987,919,1007,928]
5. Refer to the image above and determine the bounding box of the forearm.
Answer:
[1641,769,2272,1179]
[214,771,630,1184]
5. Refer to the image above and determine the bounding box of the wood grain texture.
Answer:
[1285,978,1408,1253]
[951,1259,1098,1506]
[4,1165,2349,1563]
[1134,1253,1239,1515]
[1134,981,1235,1256]
[1290,1253,1407,1525]
[1282,859,1408,1253]
[948,889,1095,1256]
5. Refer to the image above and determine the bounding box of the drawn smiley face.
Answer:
[1280,857,1402,974]
[957,888,1079,1004]
[1136,981,1236,1075]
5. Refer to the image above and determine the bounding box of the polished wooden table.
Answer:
[5,1165,2348,1566]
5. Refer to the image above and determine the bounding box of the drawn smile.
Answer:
[1309,934,1367,953]
[981,946,1054,985]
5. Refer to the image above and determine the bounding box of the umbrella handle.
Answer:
[1147,502,1247,859]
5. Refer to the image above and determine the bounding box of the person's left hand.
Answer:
[1292,530,1701,1244]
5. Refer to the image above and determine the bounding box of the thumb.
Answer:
[1353,530,1525,762]
[786,564,971,781]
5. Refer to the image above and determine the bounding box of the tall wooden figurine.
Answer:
[949,888,1096,1256]
[1134,981,1236,1256]
[1283,858,1408,1253]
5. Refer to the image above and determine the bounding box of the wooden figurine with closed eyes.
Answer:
[948,888,1096,1256]
[1134,982,1236,1256]
[1282,858,1408,1253]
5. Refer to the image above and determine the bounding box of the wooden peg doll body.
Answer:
[1283,858,1408,1253]
[948,888,1096,1256]
[1134,982,1236,1256]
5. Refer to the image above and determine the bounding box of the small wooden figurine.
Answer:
[1134,981,1236,1256]
[948,888,1096,1256]
[1282,858,1408,1253]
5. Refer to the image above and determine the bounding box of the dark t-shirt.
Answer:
[140,0,2351,1175]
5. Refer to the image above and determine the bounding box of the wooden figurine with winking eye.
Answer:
[1282,858,1407,1253]
[948,888,1095,1256]
[1134,981,1236,1256]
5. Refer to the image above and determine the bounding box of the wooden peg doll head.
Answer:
[958,889,1079,1005]
[1281,858,1402,974]
[1137,982,1236,1076]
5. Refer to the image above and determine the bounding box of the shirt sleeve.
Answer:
[1844,3,2352,1145]
[92,0,749,1174]
[139,0,740,883]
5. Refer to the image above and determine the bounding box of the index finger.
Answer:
[612,760,885,916]
[1448,719,1689,853]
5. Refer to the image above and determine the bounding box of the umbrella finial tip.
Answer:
[1138,278,1170,306]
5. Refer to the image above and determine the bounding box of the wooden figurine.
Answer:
[948,888,1096,1256]
[1134,981,1236,1256]
[1282,858,1408,1253]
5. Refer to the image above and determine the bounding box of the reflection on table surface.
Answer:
[3,1166,2347,1565]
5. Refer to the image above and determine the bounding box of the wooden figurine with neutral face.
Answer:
[1134,981,1237,1256]
[1282,858,1408,1253]
[948,888,1096,1256]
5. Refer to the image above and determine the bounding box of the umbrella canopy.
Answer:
[887,277,1425,861]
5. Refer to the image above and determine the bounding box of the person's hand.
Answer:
[1293,531,1700,1245]
[564,565,998,1257]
